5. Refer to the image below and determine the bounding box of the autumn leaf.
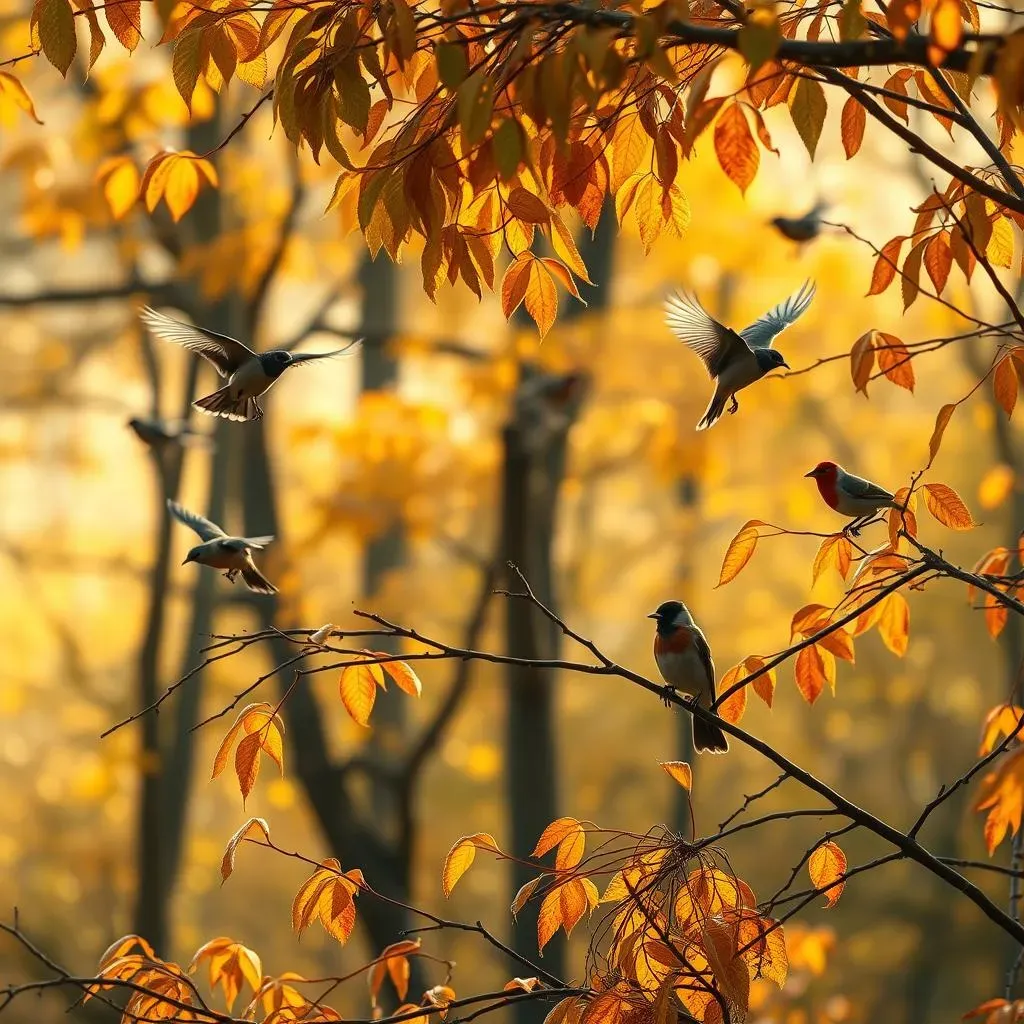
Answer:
[368,939,421,1005]
[34,0,76,76]
[714,102,759,195]
[812,534,854,584]
[795,644,832,704]
[922,482,976,530]
[340,662,379,726]
[511,877,542,917]
[141,151,218,222]
[212,703,286,803]
[0,73,42,124]
[875,332,915,391]
[717,520,769,587]
[442,833,501,897]
[524,257,558,338]
[220,817,271,881]
[980,704,1024,755]
[841,96,865,157]
[660,760,692,790]
[849,331,876,395]
[501,253,534,318]
[867,236,906,295]
[994,354,1019,417]
[975,745,1024,853]
[96,155,140,220]
[188,938,262,1012]
[717,663,748,724]
[927,403,956,467]
[788,77,828,158]
[808,841,847,906]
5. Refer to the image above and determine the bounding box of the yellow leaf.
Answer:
[0,72,42,124]
[537,887,562,951]
[660,760,692,790]
[380,658,423,697]
[533,818,581,857]
[220,817,271,881]
[511,876,542,917]
[524,257,558,338]
[340,663,377,727]
[923,481,976,530]
[441,833,500,897]
[808,840,847,906]
[717,520,767,587]
[980,704,1024,755]
[97,156,140,220]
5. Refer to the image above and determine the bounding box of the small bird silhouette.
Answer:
[167,499,277,594]
[649,600,729,754]
[128,415,213,452]
[805,460,896,535]
[139,307,360,423]
[665,280,815,430]
[771,201,829,243]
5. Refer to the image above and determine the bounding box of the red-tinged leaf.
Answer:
[867,236,906,295]
[35,0,76,76]
[340,663,377,727]
[507,187,550,224]
[963,999,1013,1021]
[875,332,915,392]
[849,330,876,395]
[924,232,953,293]
[221,817,271,881]
[524,258,558,338]
[660,761,692,790]
[441,833,499,897]
[995,355,1019,417]
[746,656,776,708]
[808,841,847,906]
[235,733,261,805]
[501,253,533,319]
[788,77,827,158]
[717,520,767,587]
[0,72,42,124]
[927,403,956,467]
[923,482,976,530]
[714,102,759,195]
[840,95,865,157]
[795,645,827,704]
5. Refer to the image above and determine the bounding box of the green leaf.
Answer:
[457,70,494,148]
[493,119,523,181]
[436,41,467,89]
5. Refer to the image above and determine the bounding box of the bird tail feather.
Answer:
[193,387,262,422]
[241,562,278,595]
[692,711,729,754]
[696,392,728,431]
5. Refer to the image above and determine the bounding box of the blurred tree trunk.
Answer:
[357,254,409,853]
[504,206,614,1023]
[132,113,231,953]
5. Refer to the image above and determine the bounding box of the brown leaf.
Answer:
[808,841,847,906]
[867,236,906,295]
[788,77,828,158]
[924,232,953,293]
[507,187,550,224]
[849,330,876,395]
[994,355,1019,417]
[35,0,76,76]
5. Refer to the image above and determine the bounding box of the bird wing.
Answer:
[286,339,363,368]
[691,626,718,698]
[664,291,749,377]
[740,280,816,349]
[840,472,894,503]
[241,534,275,548]
[167,499,227,541]
[140,307,257,377]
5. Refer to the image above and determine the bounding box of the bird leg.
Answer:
[661,685,677,708]
[224,569,239,583]
[728,396,740,414]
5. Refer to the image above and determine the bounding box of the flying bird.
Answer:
[167,499,277,595]
[665,280,815,430]
[139,307,360,423]
[771,202,829,243]
[648,600,729,754]
[805,460,896,535]
[127,416,213,452]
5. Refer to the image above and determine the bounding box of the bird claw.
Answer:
[728,398,739,414]
[224,569,239,583]
[661,685,676,708]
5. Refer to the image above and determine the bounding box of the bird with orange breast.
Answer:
[804,461,897,535]
[648,600,729,754]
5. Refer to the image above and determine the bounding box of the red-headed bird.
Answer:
[664,280,815,430]
[140,307,360,423]
[805,460,896,535]
[649,600,729,754]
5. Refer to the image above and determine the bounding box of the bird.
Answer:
[664,280,815,430]
[771,201,829,243]
[804,460,896,535]
[166,499,278,594]
[648,600,729,754]
[127,415,213,452]
[139,307,360,423]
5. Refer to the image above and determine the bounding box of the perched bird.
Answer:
[665,280,815,430]
[127,415,213,452]
[648,600,729,754]
[139,307,360,423]
[167,499,277,595]
[771,201,829,243]
[805,460,896,535]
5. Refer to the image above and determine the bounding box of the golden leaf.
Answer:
[660,760,692,790]
[340,663,378,727]
[923,482,976,530]
[808,841,847,906]
[714,101,759,195]
[220,817,271,881]
[441,833,500,897]
[717,520,768,587]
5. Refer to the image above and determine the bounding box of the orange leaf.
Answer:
[745,656,776,707]
[507,187,550,224]
[441,833,500,897]
[867,236,906,295]
[340,663,377,727]
[878,592,910,656]
[924,232,953,293]
[382,658,423,697]
[0,72,42,124]
[923,482,976,530]
[929,0,963,63]
[840,96,865,157]
[235,732,261,805]
[994,355,1019,417]
[849,330,876,395]
[718,670,748,724]
[537,887,562,951]
[927,403,956,467]
[501,253,533,318]
[717,520,767,587]
[795,645,828,704]
[812,534,854,584]
[979,705,1024,756]
[875,332,915,392]
[714,102,759,195]
[808,841,847,906]
[524,257,558,338]
[533,817,581,857]
[660,761,692,790]
[975,746,1024,853]
[220,817,271,881]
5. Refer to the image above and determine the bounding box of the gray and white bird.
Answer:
[649,600,729,754]
[167,499,277,595]
[139,307,360,423]
[771,202,829,243]
[127,415,213,452]
[664,280,816,430]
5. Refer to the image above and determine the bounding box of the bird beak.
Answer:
[182,554,193,565]
[804,469,816,478]
[780,359,791,370]
[647,612,659,620]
